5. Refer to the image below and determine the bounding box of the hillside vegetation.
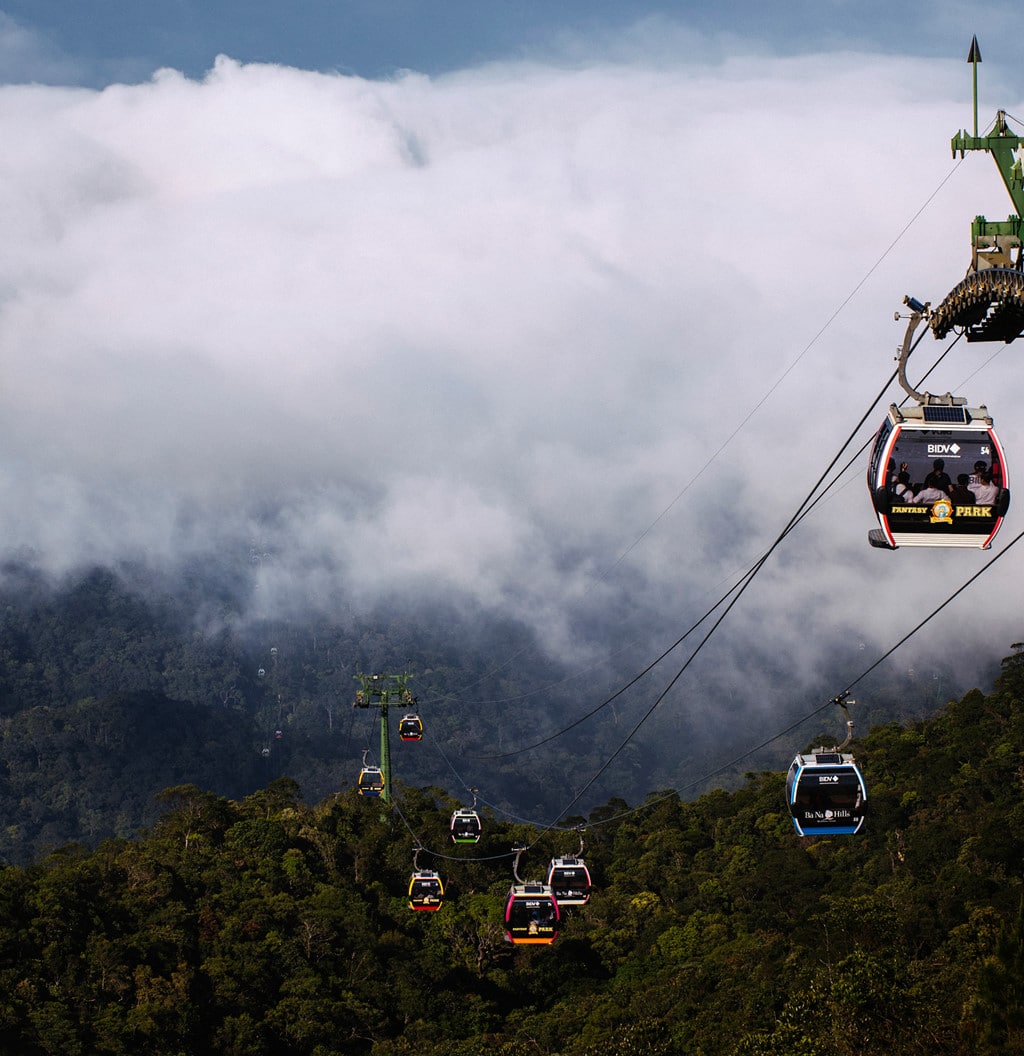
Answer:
[0,562,966,866]
[1,649,1024,1054]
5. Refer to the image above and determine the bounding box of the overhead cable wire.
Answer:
[474,577,746,759]
[420,337,952,853]
[422,165,965,714]
[396,518,1024,856]
[466,320,950,836]
[394,170,973,850]
[595,159,965,582]
[409,317,956,855]
[437,313,960,743]
[479,328,934,764]
[585,521,1024,833]
[481,515,1022,840]
[842,526,1024,694]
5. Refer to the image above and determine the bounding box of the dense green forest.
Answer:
[1,646,1024,1053]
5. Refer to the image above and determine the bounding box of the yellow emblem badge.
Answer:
[929,499,954,525]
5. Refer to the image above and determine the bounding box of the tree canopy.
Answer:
[1,654,1024,1053]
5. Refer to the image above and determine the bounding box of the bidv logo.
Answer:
[928,443,961,455]
[817,775,840,783]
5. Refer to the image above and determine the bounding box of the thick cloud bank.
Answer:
[1,51,1022,694]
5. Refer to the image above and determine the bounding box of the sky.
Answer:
[3,3,1024,779]
[1,2,1019,87]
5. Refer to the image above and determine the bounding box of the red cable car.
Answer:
[504,883,559,945]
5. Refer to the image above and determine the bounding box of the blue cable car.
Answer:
[787,751,867,836]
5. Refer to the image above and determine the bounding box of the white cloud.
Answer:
[1,48,1021,697]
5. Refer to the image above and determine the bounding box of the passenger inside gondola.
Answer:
[950,474,975,505]
[509,897,556,929]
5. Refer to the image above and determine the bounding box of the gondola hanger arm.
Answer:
[894,297,962,406]
[834,693,855,752]
[512,845,527,884]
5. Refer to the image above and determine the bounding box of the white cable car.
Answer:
[546,857,592,907]
[868,402,1008,550]
[450,808,481,844]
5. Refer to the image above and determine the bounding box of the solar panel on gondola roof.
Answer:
[922,405,969,423]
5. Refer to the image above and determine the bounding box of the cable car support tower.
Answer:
[929,36,1024,345]
[353,671,415,803]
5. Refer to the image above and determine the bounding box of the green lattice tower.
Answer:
[931,37,1024,344]
[353,672,415,802]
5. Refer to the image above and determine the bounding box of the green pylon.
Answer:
[353,672,415,803]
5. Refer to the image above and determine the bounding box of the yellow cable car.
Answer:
[357,765,384,797]
[408,870,444,911]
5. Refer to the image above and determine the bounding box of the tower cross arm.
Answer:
[952,110,1024,220]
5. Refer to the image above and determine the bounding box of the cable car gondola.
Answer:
[546,857,592,906]
[786,695,866,836]
[450,808,481,844]
[866,72,1024,552]
[787,751,867,836]
[398,713,424,741]
[408,870,445,911]
[867,401,1009,550]
[505,883,560,945]
[357,765,384,797]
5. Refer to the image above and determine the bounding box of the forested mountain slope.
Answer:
[0,560,976,866]
[2,649,1024,1054]
[0,691,264,862]
[0,561,577,861]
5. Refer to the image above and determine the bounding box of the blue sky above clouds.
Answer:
[1,2,1020,86]
[2,1,1024,769]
